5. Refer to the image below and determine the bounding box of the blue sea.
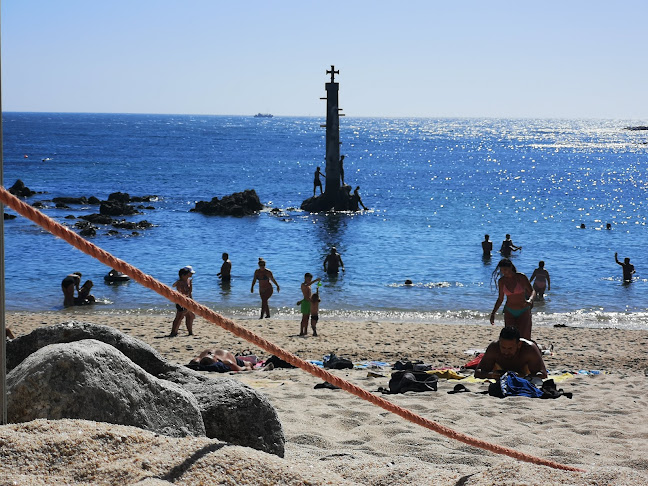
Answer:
[3,113,648,329]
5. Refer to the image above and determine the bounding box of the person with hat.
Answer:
[323,247,345,275]
[170,266,195,336]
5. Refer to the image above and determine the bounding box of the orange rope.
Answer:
[0,187,585,472]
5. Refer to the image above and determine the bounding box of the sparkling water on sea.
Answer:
[3,113,648,329]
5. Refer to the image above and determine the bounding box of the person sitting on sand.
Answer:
[189,348,253,372]
[170,266,195,336]
[61,272,82,307]
[500,234,521,257]
[474,326,547,380]
[529,261,551,299]
[74,280,96,305]
[615,252,635,283]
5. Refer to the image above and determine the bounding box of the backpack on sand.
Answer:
[379,370,438,394]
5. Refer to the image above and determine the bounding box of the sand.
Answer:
[2,310,648,485]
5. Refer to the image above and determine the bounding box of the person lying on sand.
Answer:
[474,326,547,380]
[189,348,253,372]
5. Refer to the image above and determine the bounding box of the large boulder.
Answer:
[192,189,263,216]
[7,339,205,438]
[6,322,285,456]
[100,201,139,216]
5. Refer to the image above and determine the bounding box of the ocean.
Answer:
[3,113,648,329]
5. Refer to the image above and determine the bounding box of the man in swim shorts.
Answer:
[298,273,320,336]
[615,252,635,282]
[474,326,547,380]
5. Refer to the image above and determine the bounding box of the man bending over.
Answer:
[474,326,547,380]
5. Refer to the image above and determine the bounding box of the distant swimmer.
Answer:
[313,166,326,196]
[323,247,345,275]
[482,234,493,257]
[490,258,535,340]
[529,261,551,299]
[500,234,522,257]
[615,252,635,283]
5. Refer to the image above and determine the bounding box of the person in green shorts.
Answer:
[298,273,321,336]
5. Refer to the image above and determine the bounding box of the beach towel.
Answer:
[463,354,484,369]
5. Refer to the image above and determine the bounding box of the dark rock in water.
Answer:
[7,339,205,438]
[625,126,648,131]
[107,191,131,203]
[80,213,115,225]
[107,230,120,236]
[6,322,285,456]
[88,196,101,204]
[75,220,96,230]
[3,213,17,220]
[100,201,139,216]
[80,227,97,237]
[53,196,89,205]
[301,185,362,212]
[64,215,76,219]
[192,189,263,216]
[131,195,158,202]
[32,201,46,209]
[112,219,154,230]
[55,202,70,209]
[8,179,35,198]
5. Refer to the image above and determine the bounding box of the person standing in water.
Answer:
[251,258,280,318]
[217,253,232,282]
[323,247,345,275]
[500,234,522,257]
[615,252,635,283]
[482,234,493,257]
[530,261,551,299]
[490,258,535,340]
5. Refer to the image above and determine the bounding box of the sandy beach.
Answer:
[2,310,648,485]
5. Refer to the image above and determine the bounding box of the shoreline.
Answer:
[3,310,648,484]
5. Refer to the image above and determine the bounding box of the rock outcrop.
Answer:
[7,340,205,438]
[191,189,263,216]
[8,179,36,198]
[6,322,285,456]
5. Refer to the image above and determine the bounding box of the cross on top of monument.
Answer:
[326,65,339,83]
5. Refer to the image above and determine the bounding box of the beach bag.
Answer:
[489,372,543,398]
[323,353,353,370]
[381,371,438,394]
[265,355,296,369]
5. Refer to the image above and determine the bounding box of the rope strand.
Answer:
[0,187,585,473]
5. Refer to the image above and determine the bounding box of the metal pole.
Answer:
[0,6,7,424]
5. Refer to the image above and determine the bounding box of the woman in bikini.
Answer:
[529,261,551,299]
[251,258,280,319]
[490,258,535,340]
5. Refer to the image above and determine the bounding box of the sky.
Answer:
[2,1,647,119]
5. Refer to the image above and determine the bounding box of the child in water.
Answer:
[75,280,96,305]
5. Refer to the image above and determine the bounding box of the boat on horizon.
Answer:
[254,113,273,118]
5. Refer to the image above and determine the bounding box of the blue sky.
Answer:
[2,1,647,118]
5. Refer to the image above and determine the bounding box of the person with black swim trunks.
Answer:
[61,272,82,307]
[170,266,195,336]
[251,258,280,319]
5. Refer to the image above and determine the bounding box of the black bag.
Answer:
[323,353,353,370]
[381,370,438,394]
[265,355,296,369]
